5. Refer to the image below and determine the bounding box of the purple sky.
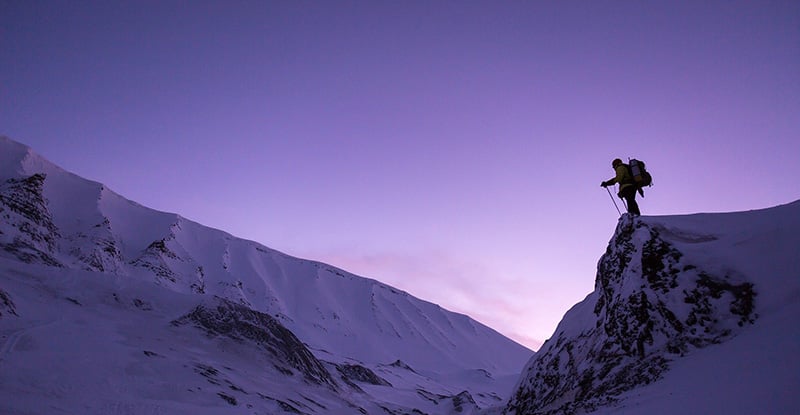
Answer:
[2,1,799,349]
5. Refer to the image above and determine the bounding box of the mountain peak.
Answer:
[0,136,63,180]
[505,205,800,415]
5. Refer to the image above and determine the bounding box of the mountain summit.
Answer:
[0,136,531,414]
[505,202,800,414]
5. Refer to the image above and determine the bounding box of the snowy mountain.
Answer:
[5,134,798,414]
[504,203,800,414]
[0,136,532,414]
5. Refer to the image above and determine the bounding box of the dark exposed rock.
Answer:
[2,238,62,267]
[378,404,420,415]
[386,359,416,373]
[258,393,307,414]
[298,394,328,411]
[67,218,123,273]
[194,363,222,385]
[274,364,294,376]
[130,238,182,283]
[0,174,52,228]
[452,390,477,413]
[417,389,449,404]
[217,392,237,406]
[145,239,179,259]
[505,216,757,415]
[0,174,62,266]
[336,363,392,387]
[132,298,153,311]
[191,266,206,294]
[173,297,338,389]
[0,289,18,318]
[415,388,479,413]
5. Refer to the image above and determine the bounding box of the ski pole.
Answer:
[606,187,622,216]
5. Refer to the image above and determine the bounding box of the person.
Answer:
[601,158,640,216]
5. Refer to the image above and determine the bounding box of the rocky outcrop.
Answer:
[415,389,479,414]
[452,390,478,413]
[505,215,757,415]
[130,237,183,284]
[336,363,392,387]
[0,174,62,266]
[66,217,124,273]
[172,297,338,389]
[0,289,18,318]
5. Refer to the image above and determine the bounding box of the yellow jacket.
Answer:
[608,164,634,193]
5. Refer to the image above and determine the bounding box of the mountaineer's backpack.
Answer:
[628,159,652,188]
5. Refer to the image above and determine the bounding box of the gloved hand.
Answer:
[600,181,610,188]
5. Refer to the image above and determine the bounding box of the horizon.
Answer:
[2,1,799,349]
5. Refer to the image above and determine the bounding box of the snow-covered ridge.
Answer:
[0,136,532,414]
[505,201,800,414]
[0,136,530,374]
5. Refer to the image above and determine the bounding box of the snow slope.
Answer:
[0,136,532,414]
[505,202,800,414]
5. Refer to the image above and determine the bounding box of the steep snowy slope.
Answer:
[505,202,800,414]
[0,258,357,414]
[0,136,531,414]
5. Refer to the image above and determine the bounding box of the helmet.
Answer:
[612,158,623,168]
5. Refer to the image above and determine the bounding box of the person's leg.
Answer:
[620,186,640,216]
[625,189,640,215]
[627,195,640,215]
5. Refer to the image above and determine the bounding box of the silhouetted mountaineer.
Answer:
[601,158,640,216]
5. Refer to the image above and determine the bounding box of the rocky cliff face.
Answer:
[0,173,62,267]
[505,215,757,415]
[172,297,339,389]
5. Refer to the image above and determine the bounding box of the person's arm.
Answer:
[602,165,627,187]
